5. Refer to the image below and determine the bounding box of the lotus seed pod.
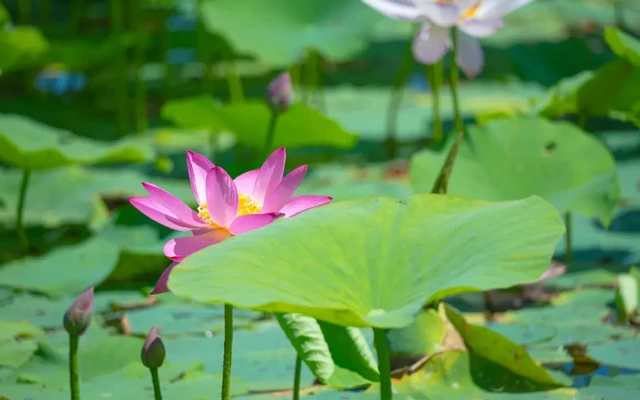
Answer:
[63,287,94,336]
[141,327,166,369]
[266,71,292,112]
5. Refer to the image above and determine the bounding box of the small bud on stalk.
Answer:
[266,72,292,113]
[141,327,166,369]
[63,287,94,336]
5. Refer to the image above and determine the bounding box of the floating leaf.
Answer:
[0,321,44,368]
[162,96,357,151]
[445,305,564,388]
[0,114,154,170]
[0,294,71,328]
[410,117,620,224]
[0,238,119,297]
[387,308,446,357]
[275,313,379,388]
[615,274,638,323]
[587,339,640,371]
[200,0,383,67]
[169,194,564,328]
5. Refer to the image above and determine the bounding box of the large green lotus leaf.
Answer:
[605,26,640,68]
[444,305,564,388]
[275,313,379,389]
[0,26,49,74]
[0,321,44,368]
[162,96,358,151]
[42,34,139,71]
[587,339,640,371]
[152,127,237,153]
[0,237,119,297]
[0,167,192,228]
[0,114,154,170]
[410,117,620,224]
[483,324,557,347]
[200,0,383,66]
[169,194,564,328]
[164,322,316,392]
[387,308,446,357]
[580,374,640,399]
[392,350,577,399]
[0,294,71,328]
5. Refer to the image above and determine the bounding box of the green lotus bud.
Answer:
[63,287,94,336]
[266,71,292,112]
[141,327,165,369]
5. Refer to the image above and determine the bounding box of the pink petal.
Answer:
[142,183,207,228]
[262,165,307,213]
[455,32,484,79]
[234,169,259,195]
[252,147,286,204]
[416,1,462,27]
[362,0,423,21]
[163,230,229,262]
[186,151,214,205]
[279,195,332,217]
[150,262,179,294]
[229,213,281,235]
[458,17,503,38]
[412,23,451,65]
[205,167,239,228]
[129,197,194,231]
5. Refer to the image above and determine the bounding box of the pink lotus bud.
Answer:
[141,327,165,369]
[266,72,292,112]
[63,287,94,336]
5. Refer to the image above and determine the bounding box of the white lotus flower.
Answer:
[362,0,535,78]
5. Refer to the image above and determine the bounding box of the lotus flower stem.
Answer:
[225,59,245,103]
[110,0,130,137]
[16,169,31,251]
[221,303,234,400]
[373,328,392,400]
[132,0,148,135]
[68,333,80,400]
[450,27,464,135]
[385,29,416,159]
[262,110,280,160]
[430,130,463,194]
[150,368,163,400]
[292,354,302,400]
[302,49,318,107]
[565,212,572,264]
[426,61,444,144]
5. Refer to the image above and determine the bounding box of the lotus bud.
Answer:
[141,327,165,369]
[63,287,94,336]
[266,71,292,112]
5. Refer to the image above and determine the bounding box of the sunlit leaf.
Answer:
[169,194,564,328]
[604,26,640,68]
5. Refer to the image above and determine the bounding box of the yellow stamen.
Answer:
[197,193,262,228]
[462,0,482,19]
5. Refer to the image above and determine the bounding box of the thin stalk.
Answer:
[225,59,244,103]
[302,49,317,107]
[565,212,572,264]
[16,169,31,251]
[68,333,80,400]
[292,354,302,400]
[150,367,163,400]
[69,0,84,34]
[450,27,464,135]
[386,28,416,159]
[19,0,31,25]
[426,61,444,144]
[262,110,279,160]
[161,15,173,101]
[111,0,129,136]
[132,0,148,134]
[221,304,234,400]
[373,328,392,400]
[430,130,463,194]
[41,0,52,29]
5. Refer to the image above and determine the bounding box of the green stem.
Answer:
[132,0,147,135]
[19,0,31,25]
[41,0,52,29]
[161,16,173,101]
[68,333,80,400]
[150,367,163,400]
[430,130,463,194]
[450,27,464,135]
[426,60,444,144]
[69,0,83,34]
[16,169,31,251]
[292,354,302,400]
[565,212,573,265]
[225,59,244,103]
[373,328,392,400]
[302,49,317,107]
[111,0,129,136]
[263,110,279,160]
[386,28,416,159]
[221,303,234,400]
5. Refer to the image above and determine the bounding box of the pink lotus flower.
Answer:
[129,147,332,294]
